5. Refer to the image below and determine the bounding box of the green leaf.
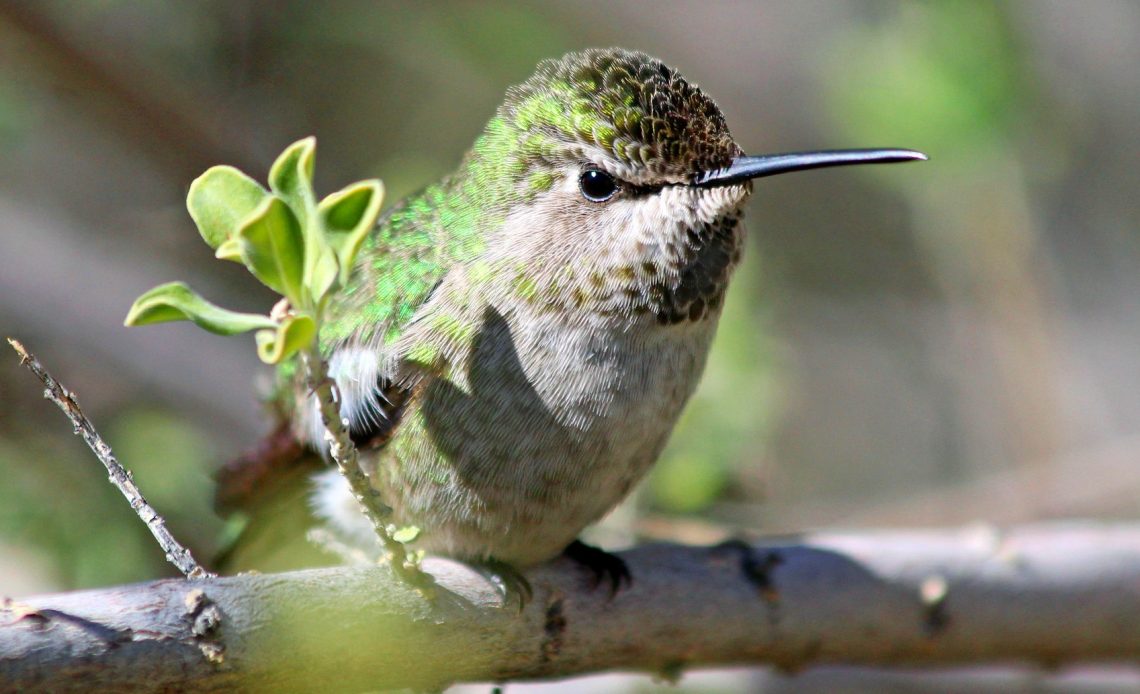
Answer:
[268,137,317,219]
[392,525,420,543]
[124,282,276,335]
[255,314,316,364]
[319,179,384,286]
[187,166,269,257]
[307,243,339,305]
[237,196,305,302]
[267,136,337,306]
[214,238,243,262]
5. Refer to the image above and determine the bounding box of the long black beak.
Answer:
[694,148,927,187]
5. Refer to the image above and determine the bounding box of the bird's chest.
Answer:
[412,303,717,516]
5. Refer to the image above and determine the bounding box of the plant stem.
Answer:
[300,347,431,590]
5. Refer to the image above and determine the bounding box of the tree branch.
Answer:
[3,524,1140,691]
[6,338,214,579]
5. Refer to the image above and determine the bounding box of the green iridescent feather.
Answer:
[316,115,525,353]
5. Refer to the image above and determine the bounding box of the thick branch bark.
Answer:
[3,523,1140,691]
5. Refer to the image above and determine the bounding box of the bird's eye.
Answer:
[578,168,619,202]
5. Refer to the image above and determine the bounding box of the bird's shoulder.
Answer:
[214,178,482,517]
[321,178,486,350]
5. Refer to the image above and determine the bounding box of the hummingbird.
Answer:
[216,48,924,589]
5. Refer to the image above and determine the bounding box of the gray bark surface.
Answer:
[3,523,1140,692]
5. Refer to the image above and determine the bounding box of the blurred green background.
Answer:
[1,0,1138,612]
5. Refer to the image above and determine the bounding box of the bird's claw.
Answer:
[563,539,631,596]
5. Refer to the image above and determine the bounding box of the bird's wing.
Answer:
[213,179,484,569]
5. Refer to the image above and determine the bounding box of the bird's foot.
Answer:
[469,557,532,611]
[563,539,631,596]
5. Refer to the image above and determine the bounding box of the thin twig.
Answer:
[300,347,431,591]
[7,338,214,579]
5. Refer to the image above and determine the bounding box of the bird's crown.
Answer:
[492,48,741,184]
